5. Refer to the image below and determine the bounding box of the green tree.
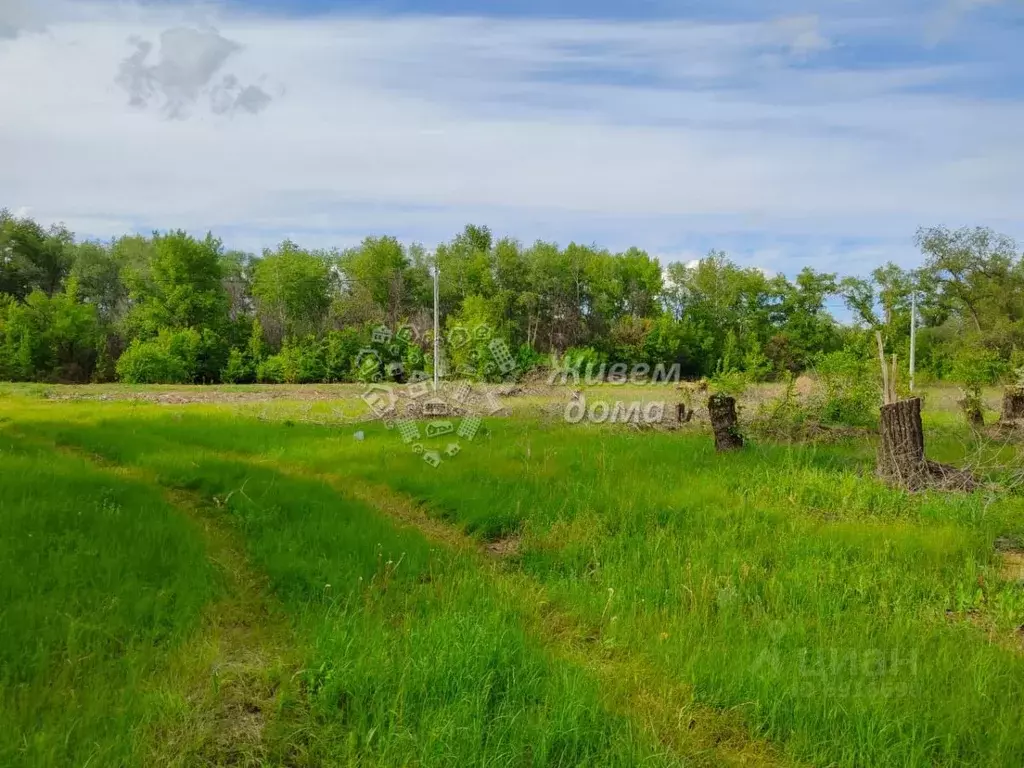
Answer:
[0,281,100,382]
[0,210,74,299]
[252,241,333,346]
[124,231,229,338]
[917,226,1023,333]
[70,241,127,325]
[337,236,430,330]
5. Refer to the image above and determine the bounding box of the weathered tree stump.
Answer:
[1001,386,1024,428]
[878,398,926,488]
[708,394,743,452]
[878,397,977,492]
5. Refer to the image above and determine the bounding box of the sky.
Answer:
[1,0,1022,281]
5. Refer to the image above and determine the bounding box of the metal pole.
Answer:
[909,292,916,392]
[433,261,440,390]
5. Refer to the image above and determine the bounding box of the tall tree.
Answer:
[124,231,228,338]
[252,241,332,345]
[916,226,1023,333]
[0,210,74,299]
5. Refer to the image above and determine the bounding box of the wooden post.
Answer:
[876,331,891,405]
[708,394,743,452]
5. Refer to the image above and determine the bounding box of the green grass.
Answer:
[0,402,690,767]
[3,387,1024,766]
[0,434,214,767]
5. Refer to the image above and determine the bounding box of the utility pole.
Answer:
[909,292,917,392]
[433,260,440,391]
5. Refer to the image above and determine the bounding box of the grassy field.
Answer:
[2,383,1024,767]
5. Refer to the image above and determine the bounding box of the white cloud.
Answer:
[0,0,1021,275]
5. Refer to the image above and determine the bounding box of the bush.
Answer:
[749,372,812,440]
[561,346,607,372]
[812,350,878,427]
[194,328,229,384]
[283,338,326,384]
[951,345,1007,393]
[116,339,189,384]
[324,329,364,382]
[0,287,101,382]
[256,355,286,384]
[221,348,252,384]
[515,344,544,375]
[115,328,229,384]
[951,345,1006,419]
[708,369,749,398]
[403,343,427,379]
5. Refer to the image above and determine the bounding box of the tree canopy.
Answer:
[0,210,1021,386]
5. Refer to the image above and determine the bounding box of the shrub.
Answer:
[812,350,878,427]
[324,329,364,382]
[1011,348,1024,387]
[515,344,544,375]
[561,346,607,372]
[116,339,189,384]
[284,338,326,384]
[194,328,230,384]
[116,327,230,385]
[256,355,286,384]
[403,343,427,380]
[221,348,252,384]
[951,346,1007,393]
[708,357,750,398]
[0,287,101,382]
[951,345,1006,421]
[749,372,808,438]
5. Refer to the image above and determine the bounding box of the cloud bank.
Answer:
[0,0,1022,275]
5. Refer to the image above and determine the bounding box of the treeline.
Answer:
[1,209,1022,385]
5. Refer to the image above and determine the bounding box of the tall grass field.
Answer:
[2,384,1024,767]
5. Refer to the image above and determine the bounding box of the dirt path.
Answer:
[20,426,793,766]
[138,481,305,767]
[233,453,794,768]
[10,431,305,767]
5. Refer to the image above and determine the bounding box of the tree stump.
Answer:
[878,397,977,492]
[878,398,926,489]
[708,394,743,452]
[1001,386,1024,428]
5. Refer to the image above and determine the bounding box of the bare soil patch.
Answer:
[485,534,522,558]
[43,384,365,405]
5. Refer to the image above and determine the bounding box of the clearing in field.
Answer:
[3,383,1024,767]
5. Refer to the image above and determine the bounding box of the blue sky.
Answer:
[1,0,1022,281]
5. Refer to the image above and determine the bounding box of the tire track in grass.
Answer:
[11,432,306,767]
[23,417,792,766]
[230,452,795,768]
